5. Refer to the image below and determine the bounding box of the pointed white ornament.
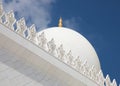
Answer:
[66,50,74,66]
[37,32,47,49]
[97,70,105,86]
[57,44,65,61]
[47,38,56,55]
[74,56,81,71]
[27,24,37,43]
[4,10,16,30]
[16,18,27,37]
[0,3,4,23]
[105,74,111,86]
[111,79,117,86]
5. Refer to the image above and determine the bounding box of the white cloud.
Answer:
[2,0,56,31]
[64,17,81,30]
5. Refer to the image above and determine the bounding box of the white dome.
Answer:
[37,27,101,71]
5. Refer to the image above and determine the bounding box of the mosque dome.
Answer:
[37,26,101,72]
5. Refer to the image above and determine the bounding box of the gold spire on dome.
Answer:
[58,17,62,27]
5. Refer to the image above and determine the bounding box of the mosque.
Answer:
[0,2,118,86]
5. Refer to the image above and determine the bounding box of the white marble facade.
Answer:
[0,2,118,86]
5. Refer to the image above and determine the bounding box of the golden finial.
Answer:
[58,17,62,27]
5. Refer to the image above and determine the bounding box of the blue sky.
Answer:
[2,0,120,84]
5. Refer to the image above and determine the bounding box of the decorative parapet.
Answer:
[105,75,117,86]
[0,3,118,86]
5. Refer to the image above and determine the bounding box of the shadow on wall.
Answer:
[0,47,65,86]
